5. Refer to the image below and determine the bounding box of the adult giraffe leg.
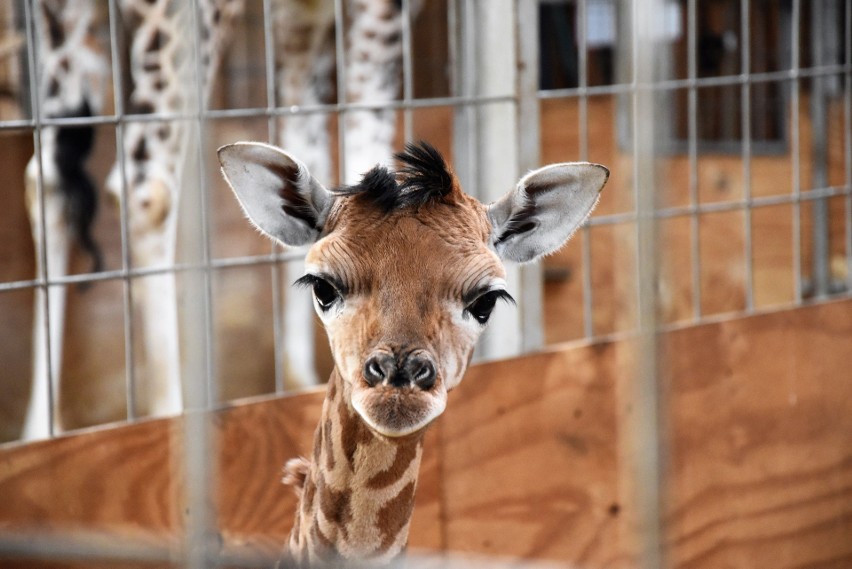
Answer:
[22,0,106,439]
[23,149,70,440]
[107,0,242,415]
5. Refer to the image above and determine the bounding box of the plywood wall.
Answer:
[1,298,850,568]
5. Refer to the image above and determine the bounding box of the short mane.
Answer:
[333,141,455,212]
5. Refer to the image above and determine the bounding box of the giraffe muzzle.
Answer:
[363,350,437,391]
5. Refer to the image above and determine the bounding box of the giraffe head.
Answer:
[219,142,607,438]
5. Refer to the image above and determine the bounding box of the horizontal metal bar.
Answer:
[5,63,845,133]
[584,183,852,227]
[0,250,308,293]
[0,526,588,569]
[554,289,852,350]
[0,529,277,568]
[0,93,517,132]
[0,530,175,565]
[538,62,852,100]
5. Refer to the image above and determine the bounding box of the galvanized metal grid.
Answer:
[0,0,850,565]
[0,0,518,443]
[541,0,852,342]
[0,0,848,433]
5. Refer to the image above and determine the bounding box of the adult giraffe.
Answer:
[218,140,609,565]
[21,0,414,439]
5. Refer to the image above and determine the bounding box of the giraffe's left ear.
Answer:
[488,162,609,263]
[218,142,334,247]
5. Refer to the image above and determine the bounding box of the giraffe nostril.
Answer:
[364,351,436,390]
[368,360,384,379]
[407,355,436,391]
[363,353,394,387]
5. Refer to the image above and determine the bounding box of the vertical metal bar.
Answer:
[452,0,479,198]
[517,0,543,352]
[578,0,595,339]
[107,0,139,420]
[262,0,286,394]
[467,0,480,200]
[791,0,803,302]
[263,0,277,144]
[334,0,347,185]
[188,0,216,408]
[184,2,217,567]
[473,0,522,360]
[687,0,701,320]
[581,225,594,339]
[22,0,56,439]
[448,0,459,101]
[401,0,414,144]
[741,0,754,311]
[846,0,852,291]
[577,0,589,161]
[810,1,830,297]
[631,0,664,566]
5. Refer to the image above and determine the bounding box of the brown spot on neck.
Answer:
[376,481,416,551]
[367,439,421,489]
[333,374,373,471]
[322,417,335,471]
[293,369,427,561]
[316,474,351,540]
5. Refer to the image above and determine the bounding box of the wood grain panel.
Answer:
[1,299,850,569]
[0,419,177,530]
[438,342,638,567]
[0,388,443,565]
[662,301,852,569]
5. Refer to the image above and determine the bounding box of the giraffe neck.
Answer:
[286,369,425,567]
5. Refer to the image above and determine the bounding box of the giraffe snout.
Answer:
[363,350,436,390]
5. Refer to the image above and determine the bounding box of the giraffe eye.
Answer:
[465,290,515,325]
[294,274,342,312]
[312,279,339,310]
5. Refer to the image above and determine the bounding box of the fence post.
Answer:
[454,0,524,360]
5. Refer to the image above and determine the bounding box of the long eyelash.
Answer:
[465,289,516,307]
[463,286,516,306]
[293,274,323,289]
[294,273,349,297]
[462,289,517,322]
[491,290,517,306]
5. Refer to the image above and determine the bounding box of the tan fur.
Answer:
[281,176,505,567]
[220,141,607,565]
[285,371,426,566]
[283,457,311,493]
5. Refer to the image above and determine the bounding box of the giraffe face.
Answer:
[302,195,507,437]
[219,141,608,438]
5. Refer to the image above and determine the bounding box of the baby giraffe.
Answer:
[218,141,608,567]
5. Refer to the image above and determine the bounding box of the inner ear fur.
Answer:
[489,162,609,263]
[217,142,333,247]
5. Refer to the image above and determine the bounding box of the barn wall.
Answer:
[1,298,850,568]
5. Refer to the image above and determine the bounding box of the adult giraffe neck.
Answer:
[285,369,426,567]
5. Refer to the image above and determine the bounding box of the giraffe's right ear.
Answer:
[218,142,334,247]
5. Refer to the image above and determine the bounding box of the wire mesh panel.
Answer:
[0,0,529,565]
[539,0,851,346]
[0,0,850,567]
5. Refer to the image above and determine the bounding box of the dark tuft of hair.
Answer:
[333,164,399,211]
[394,141,454,207]
[332,141,455,213]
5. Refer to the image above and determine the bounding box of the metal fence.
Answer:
[0,0,850,566]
